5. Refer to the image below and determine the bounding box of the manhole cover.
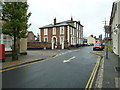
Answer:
[115,67,120,72]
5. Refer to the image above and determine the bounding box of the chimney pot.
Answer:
[54,18,56,25]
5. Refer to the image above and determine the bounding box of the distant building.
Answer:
[109,0,120,56]
[85,35,96,44]
[27,31,36,42]
[39,17,84,49]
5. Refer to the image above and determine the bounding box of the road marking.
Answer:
[0,49,79,72]
[85,56,101,89]
[89,57,100,88]
[63,56,76,63]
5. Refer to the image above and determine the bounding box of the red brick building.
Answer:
[39,17,84,49]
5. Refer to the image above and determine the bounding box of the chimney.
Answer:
[78,21,80,24]
[71,16,73,21]
[54,18,56,25]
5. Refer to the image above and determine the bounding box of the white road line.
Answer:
[63,56,76,63]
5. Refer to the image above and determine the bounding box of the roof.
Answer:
[54,22,69,27]
[28,31,36,37]
[39,19,84,29]
[39,23,70,29]
[39,24,54,28]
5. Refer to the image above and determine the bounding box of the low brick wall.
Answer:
[27,42,52,50]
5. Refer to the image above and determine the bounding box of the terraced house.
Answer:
[109,0,120,57]
[39,17,84,49]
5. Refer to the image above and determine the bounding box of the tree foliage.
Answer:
[2,2,31,38]
[2,2,31,60]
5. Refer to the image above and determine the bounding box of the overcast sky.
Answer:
[28,0,116,38]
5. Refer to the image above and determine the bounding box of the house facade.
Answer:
[39,18,84,49]
[0,33,13,51]
[109,0,120,56]
[0,19,27,55]
[85,35,96,44]
[27,31,36,42]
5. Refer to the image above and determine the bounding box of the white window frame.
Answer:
[44,28,48,35]
[70,27,72,34]
[44,37,48,42]
[73,28,74,35]
[60,26,64,34]
[52,27,56,35]
[60,36,64,44]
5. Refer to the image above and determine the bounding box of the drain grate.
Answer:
[115,67,120,72]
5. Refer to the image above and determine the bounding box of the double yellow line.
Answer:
[85,56,101,89]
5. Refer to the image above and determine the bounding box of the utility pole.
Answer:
[104,19,109,59]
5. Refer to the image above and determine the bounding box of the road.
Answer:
[2,46,98,88]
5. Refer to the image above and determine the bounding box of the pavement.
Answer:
[102,51,120,88]
[91,50,120,88]
[0,50,58,69]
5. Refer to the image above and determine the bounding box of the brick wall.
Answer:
[27,42,51,49]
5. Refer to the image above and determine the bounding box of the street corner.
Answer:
[89,50,104,56]
[41,52,57,57]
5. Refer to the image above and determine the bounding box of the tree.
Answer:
[2,2,31,60]
[36,33,39,41]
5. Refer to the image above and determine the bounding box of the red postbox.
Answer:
[0,44,5,62]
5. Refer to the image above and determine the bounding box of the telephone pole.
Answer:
[104,19,109,59]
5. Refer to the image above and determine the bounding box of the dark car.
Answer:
[93,42,104,51]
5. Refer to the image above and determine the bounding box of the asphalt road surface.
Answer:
[2,46,98,88]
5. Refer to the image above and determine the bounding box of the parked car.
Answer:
[87,43,91,46]
[93,42,104,51]
[84,43,88,46]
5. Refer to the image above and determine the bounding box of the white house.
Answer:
[0,33,13,51]
[85,35,96,44]
[109,0,120,56]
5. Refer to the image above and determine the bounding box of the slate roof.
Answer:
[39,24,54,28]
[39,20,83,29]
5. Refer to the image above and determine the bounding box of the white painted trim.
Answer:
[52,27,56,35]
[44,37,48,42]
[60,26,64,35]
[51,36,58,49]
[67,26,70,43]
[51,36,57,44]
[44,28,48,35]
[73,28,74,35]
[59,36,64,45]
